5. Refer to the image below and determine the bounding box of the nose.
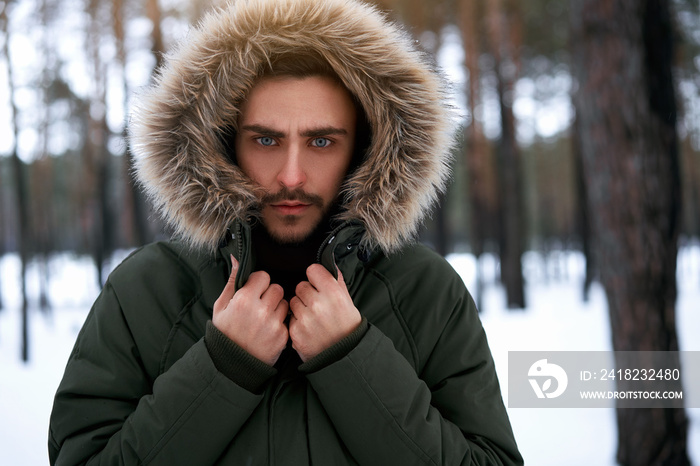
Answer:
[276,145,306,189]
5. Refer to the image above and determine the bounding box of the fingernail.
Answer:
[230,254,239,270]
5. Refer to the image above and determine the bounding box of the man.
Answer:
[49,0,522,464]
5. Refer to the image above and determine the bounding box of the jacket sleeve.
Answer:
[48,281,264,466]
[304,288,523,466]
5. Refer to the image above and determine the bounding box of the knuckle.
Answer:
[269,283,284,297]
[234,293,256,314]
[232,289,249,305]
[257,300,271,314]
[290,296,303,312]
[248,271,271,288]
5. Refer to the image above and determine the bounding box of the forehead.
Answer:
[238,76,357,127]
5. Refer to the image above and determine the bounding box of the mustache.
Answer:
[260,187,324,208]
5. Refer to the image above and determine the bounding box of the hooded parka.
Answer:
[49,0,523,465]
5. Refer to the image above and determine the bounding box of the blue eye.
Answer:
[257,136,276,146]
[312,138,331,148]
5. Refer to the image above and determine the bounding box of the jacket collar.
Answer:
[219,219,371,291]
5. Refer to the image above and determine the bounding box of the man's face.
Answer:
[235,76,357,244]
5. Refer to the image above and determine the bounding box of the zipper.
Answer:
[235,220,244,260]
[315,221,351,264]
[268,346,299,465]
[224,219,251,290]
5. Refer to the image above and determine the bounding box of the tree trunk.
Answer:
[86,0,104,286]
[487,0,525,308]
[403,0,450,255]
[86,0,115,286]
[113,0,146,248]
[571,1,688,464]
[32,159,53,313]
[459,0,489,310]
[572,114,595,301]
[36,0,54,313]
[2,2,30,362]
[146,0,165,73]
[0,143,5,313]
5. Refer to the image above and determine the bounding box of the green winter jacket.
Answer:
[49,221,522,465]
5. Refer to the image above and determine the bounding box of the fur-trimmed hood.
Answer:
[129,0,455,254]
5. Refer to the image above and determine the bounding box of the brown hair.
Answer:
[261,52,341,82]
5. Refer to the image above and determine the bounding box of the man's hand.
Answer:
[213,256,289,366]
[289,264,362,362]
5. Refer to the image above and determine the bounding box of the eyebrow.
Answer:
[240,124,348,138]
[240,124,285,138]
[301,127,348,138]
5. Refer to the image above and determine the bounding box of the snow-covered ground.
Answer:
[0,246,698,465]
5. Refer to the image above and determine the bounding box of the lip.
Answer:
[270,202,311,215]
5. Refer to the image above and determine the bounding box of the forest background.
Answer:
[1,0,699,465]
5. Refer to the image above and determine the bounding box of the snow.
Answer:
[1,247,699,465]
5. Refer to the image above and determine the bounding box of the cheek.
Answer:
[239,160,264,184]
[319,158,351,194]
[237,153,277,186]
